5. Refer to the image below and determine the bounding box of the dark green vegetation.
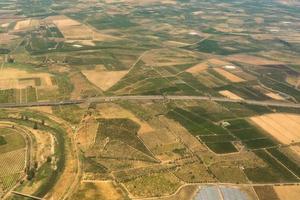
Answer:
[0,136,6,145]
[226,119,276,149]
[52,105,84,124]
[166,107,238,154]
[267,148,300,177]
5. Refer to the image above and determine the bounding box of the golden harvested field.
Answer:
[96,103,153,134]
[82,69,128,91]
[207,58,231,66]
[0,68,54,90]
[289,145,300,157]
[14,19,39,31]
[219,90,243,100]
[225,54,284,65]
[47,15,118,42]
[265,92,285,100]
[251,113,300,145]
[274,185,300,200]
[213,68,245,82]
[28,106,53,114]
[186,62,208,74]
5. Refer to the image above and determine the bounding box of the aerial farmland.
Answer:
[0,0,300,200]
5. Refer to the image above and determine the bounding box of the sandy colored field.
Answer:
[265,92,285,100]
[289,145,300,157]
[0,68,55,90]
[47,15,118,41]
[274,185,300,200]
[219,90,243,100]
[225,54,284,66]
[14,19,39,30]
[186,62,208,74]
[96,103,153,134]
[66,40,95,46]
[164,40,191,47]
[0,33,19,44]
[251,113,300,145]
[207,58,231,66]
[82,69,128,91]
[214,68,245,82]
[28,106,53,114]
[1,23,9,28]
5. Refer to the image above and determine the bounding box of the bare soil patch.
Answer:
[0,68,55,90]
[274,185,300,200]
[186,62,208,74]
[82,69,128,91]
[28,106,53,114]
[0,33,19,44]
[219,90,243,100]
[214,68,245,82]
[14,19,39,30]
[251,113,300,145]
[265,92,285,100]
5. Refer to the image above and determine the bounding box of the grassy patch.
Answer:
[124,173,181,198]
[205,142,238,154]
[0,128,26,154]
[52,105,84,124]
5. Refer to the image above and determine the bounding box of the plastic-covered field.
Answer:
[194,186,249,200]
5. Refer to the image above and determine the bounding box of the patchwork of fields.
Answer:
[0,0,300,199]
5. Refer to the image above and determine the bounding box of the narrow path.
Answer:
[11,191,44,200]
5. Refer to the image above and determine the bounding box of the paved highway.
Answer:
[0,95,300,108]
